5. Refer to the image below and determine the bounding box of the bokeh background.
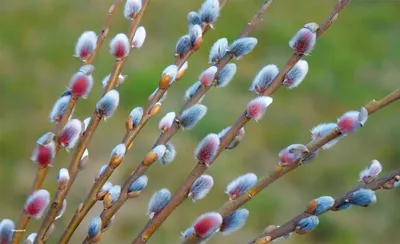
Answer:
[1,0,399,243]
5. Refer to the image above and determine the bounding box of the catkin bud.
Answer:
[49,95,70,123]
[57,168,69,187]
[59,119,83,150]
[24,189,50,219]
[283,60,309,89]
[101,74,127,90]
[88,216,102,242]
[311,123,342,150]
[246,96,273,121]
[128,175,148,198]
[249,64,279,94]
[228,37,258,60]
[187,11,202,30]
[348,189,377,207]
[199,66,218,87]
[225,173,257,200]
[74,31,97,61]
[289,23,318,55]
[198,0,220,25]
[295,216,319,235]
[307,196,335,215]
[215,63,236,88]
[179,104,208,130]
[359,159,382,184]
[132,26,146,48]
[278,144,309,166]
[31,133,56,167]
[0,219,15,244]
[160,143,176,166]
[68,72,93,99]
[160,65,179,89]
[194,133,220,166]
[109,33,130,59]
[110,144,126,167]
[96,90,119,119]
[188,175,214,201]
[209,38,228,64]
[220,209,249,235]
[175,35,191,58]
[127,107,144,131]
[189,24,203,51]
[124,0,142,20]
[192,212,222,238]
[147,189,171,219]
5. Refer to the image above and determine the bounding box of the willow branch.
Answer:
[60,3,228,244]
[183,88,400,243]
[249,167,400,244]
[33,2,150,244]
[11,2,124,244]
[127,1,277,243]
[131,1,355,243]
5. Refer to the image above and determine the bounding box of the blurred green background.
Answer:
[1,0,399,243]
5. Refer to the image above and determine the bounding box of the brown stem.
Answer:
[182,88,400,244]
[248,167,400,244]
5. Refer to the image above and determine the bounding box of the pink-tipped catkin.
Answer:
[74,31,97,61]
[246,96,273,121]
[199,66,218,87]
[59,119,83,150]
[337,108,368,135]
[24,189,50,219]
[289,23,318,55]
[124,0,142,20]
[158,112,176,132]
[359,159,382,184]
[109,33,130,59]
[194,133,220,166]
[193,212,223,238]
[31,132,56,167]
[68,72,93,98]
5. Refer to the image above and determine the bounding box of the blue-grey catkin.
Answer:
[311,123,342,150]
[225,173,258,199]
[334,201,352,211]
[179,104,208,130]
[209,38,228,64]
[0,219,15,244]
[49,95,70,123]
[348,189,377,207]
[189,175,214,201]
[395,181,400,188]
[160,143,176,166]
[109,185,121,204]
[88,216,102,239]
[283,60,309,89]
[98,164,107,178]
[175,35,192,57]
[216,63,237,88]
[129,107,144,128]
[296,215,319,232]
[198,0,220,24]
[249,64,279,94]
[147,189,171,217]
[187,11,202,30]
[220,209,249,235]
[100,182,113,193]
[128,175,148,193]
[313,196,335,215]
[96,90,119,119]
[184,81,203,102]
[228,37,258,60]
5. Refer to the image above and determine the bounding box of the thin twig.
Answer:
[59,2,228,243]
[33,2,151,243]
[88,2,275,242]
[248,167,400,244]
[183,88,400,243]
[11,2,124,244]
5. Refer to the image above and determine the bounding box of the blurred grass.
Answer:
[0,0,399,243]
